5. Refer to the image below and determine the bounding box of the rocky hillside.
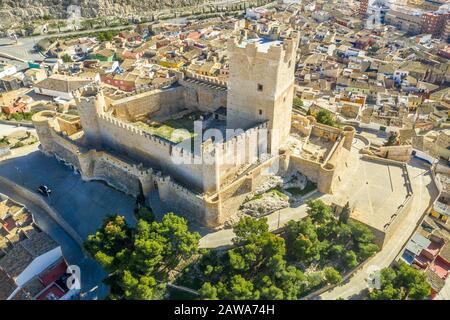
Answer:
[0,0,205,28]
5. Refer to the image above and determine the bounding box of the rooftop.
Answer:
[237,37,283,53]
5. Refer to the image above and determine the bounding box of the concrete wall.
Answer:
[288,123,354,194]
[96,113,206,192]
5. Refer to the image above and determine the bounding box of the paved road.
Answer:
[318,159,439,300]
[0,122,35,137]
[435,277,450,300]
[0,141,137,298]
[0,146,136,237]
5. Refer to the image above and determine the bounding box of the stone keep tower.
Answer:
[226,32,299,153]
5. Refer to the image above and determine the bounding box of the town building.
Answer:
[0,194,79,300]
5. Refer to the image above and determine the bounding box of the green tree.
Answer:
[368,263,430,300]
[232,216,269,246]
[228,275,260,300]
[199,217,307,300]
[315,110,336,127]
[285,218,321,264]
[323,267,342,285]
[358,242,379,260]
[84,213,200,300]
[307,200,333,225]
[384,132,398,147]
[396,262,431,300]
[349,220,376,245]
[198,282,219,300]
[293,97,304,110]
[343,250,358,269]
[62,53,72,63]
[84,215,132,272]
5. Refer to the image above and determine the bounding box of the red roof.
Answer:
[2,216,16,232]
[430,257,450,279]
[39,259,68,287]
[36,284,65,300]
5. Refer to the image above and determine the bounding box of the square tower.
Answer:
[226,33,299,153]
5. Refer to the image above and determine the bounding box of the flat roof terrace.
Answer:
[325,154,410,232]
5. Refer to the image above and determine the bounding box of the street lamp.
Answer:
[15,166,24,185]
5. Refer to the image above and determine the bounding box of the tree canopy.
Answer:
[368,262,431,300]
[315,110,337,127]
[284,200,379,272]
[198,217,310,300]
[84,213,200,300]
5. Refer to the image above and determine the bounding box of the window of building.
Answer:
[259,109,263,115]
[257,83,263,91]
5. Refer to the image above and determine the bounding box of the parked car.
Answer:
[37,185,52,196]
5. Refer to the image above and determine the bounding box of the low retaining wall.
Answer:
[0,119,34,128]
[355,134,370,148]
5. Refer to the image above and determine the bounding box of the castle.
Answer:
[32,32,355,228]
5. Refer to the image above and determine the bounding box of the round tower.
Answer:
[342,126,356,151]
[32,111,57,155]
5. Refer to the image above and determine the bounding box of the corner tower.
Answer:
[226,32,299,153]
[74,85,105,146]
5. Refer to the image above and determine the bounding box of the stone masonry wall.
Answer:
[96,114,206,191]
[111,86,184,121]
[181,79,227,113]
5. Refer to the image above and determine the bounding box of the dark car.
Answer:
[37,185,52,196]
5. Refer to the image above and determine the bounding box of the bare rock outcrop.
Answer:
[0,0,205,28]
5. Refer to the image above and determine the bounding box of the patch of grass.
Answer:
[270,187,288,200]
[12,142,24,149]
[285,181,317,197]
[134,113,201,143]
[7,112,35,122]
[248,187,289,202]
[250,193,263,201]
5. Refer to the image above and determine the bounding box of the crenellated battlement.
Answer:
[183,70,228,89]
[227,31,299,63]
[156,175,205,197]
